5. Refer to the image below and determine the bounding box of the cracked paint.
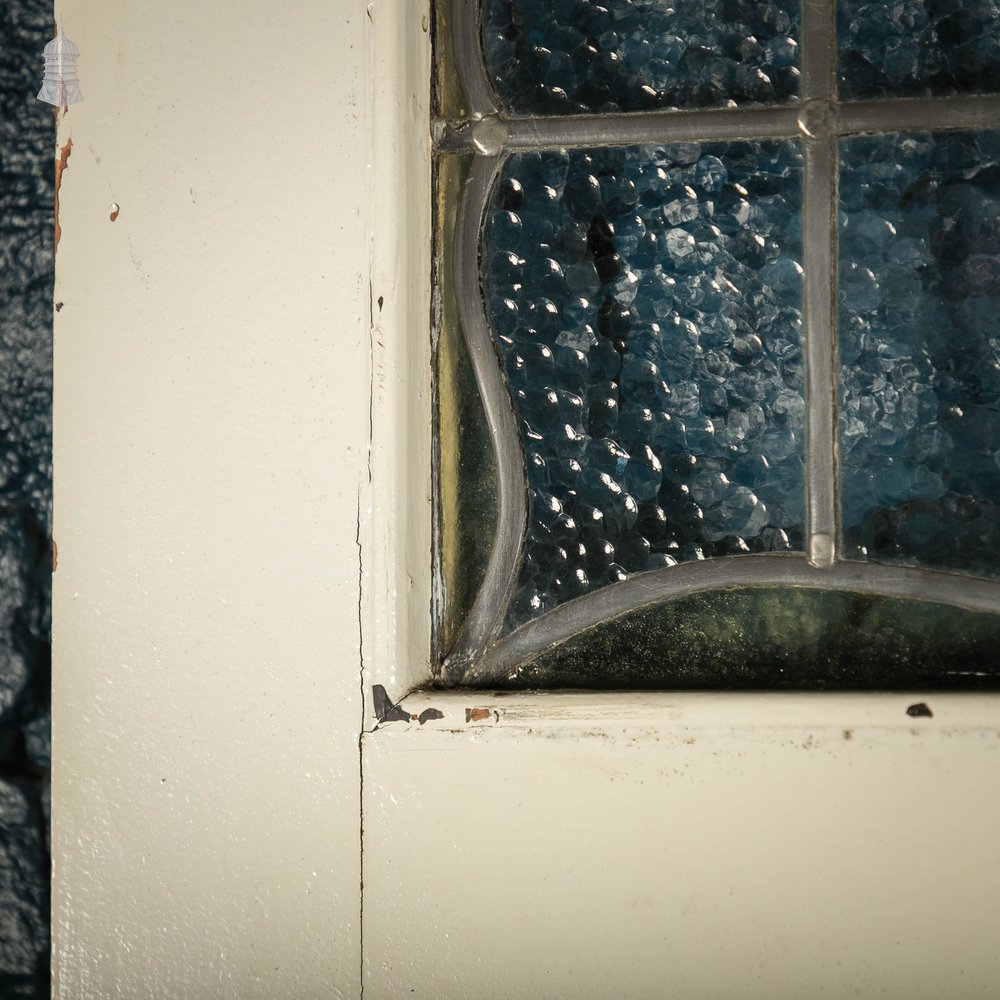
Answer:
[356,493,367,1000]
[357,492,365,723]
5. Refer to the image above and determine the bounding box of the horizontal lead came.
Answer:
[505,106,801,148]
[838,94,1000,135]
[438,106,802,153]
[435,93,1000,154]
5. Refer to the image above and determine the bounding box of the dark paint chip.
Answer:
[372,684,410,724]
[372,685,444,727]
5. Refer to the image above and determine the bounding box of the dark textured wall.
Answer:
[0,3,53,997]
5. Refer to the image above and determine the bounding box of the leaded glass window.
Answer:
[433,0,1000,687]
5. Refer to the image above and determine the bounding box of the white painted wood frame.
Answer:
[52,1,1000,997]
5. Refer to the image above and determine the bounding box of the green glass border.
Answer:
[498,588,1000,690]
[434,151,499,661]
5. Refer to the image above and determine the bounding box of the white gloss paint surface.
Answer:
[51,0,1000,997]
[362,1,433,708]
[51,0,431,995]
[366,691,1000,1000]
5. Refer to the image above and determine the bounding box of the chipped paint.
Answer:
[54,136,73,250]
[372,685,443,727]
[379,691,999,741]
[372,685,407,725]
[52,540,58,573]
[109,203,119,221]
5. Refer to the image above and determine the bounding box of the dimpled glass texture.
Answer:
[837,0,1000,100]
[482,0,801,115]
[482,141,806,631]
[839,129,1000,577]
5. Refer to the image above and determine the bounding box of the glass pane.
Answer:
[499,588,1000,688]
[481,141,806,632]
[837,0,1000,100]
[436,155,500,653]
[482,0,801,114]
[839,129,1000,577]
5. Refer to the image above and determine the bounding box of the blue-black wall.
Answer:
[0,3,53,997]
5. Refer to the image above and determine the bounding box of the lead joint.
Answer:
[798,99,837,139]
[471,114,508,156]
[808,532,836,569]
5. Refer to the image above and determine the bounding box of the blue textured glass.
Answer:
[482,142,806,631]
[837,0,1000,100]
[482,0,801,115]
[839,129,1000,577]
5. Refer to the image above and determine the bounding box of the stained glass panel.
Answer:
[839,129,1000,577]
[433,0,1000,686]
[482,0,802,114]
[501,588,1000,688]
[435,154,500,652]
[482,141,806,630]
[837,0,1000,100]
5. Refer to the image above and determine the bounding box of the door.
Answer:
[52,1,1000,998]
